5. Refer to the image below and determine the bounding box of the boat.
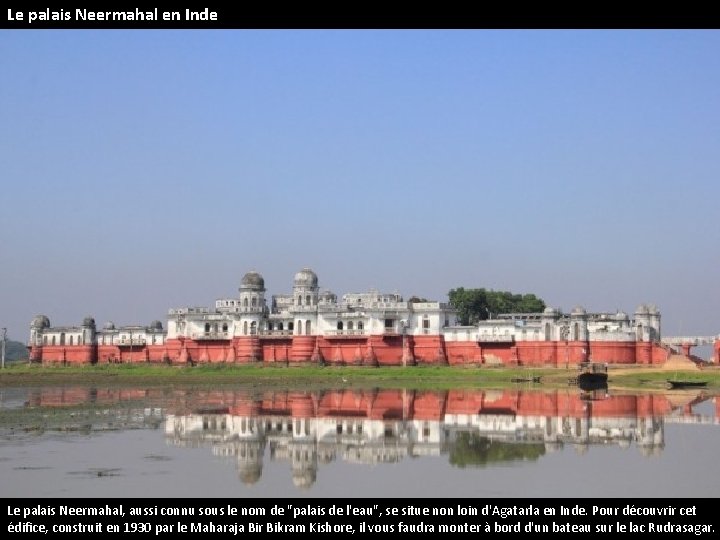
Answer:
[665,380,708,389]
[570,362,608,390]
[511,376,541,383]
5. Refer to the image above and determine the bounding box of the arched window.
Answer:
[347,321,354,331]
[69,335,74,345]
[278,322,284,331]
[305,320,311,334]
[573,322,579,341]
[243,321,248,335]
[337,321,343,330]
[43,335,47,345]
[288,321,294,331]
[297,320,302,335]
[222,323,228,333]
[205,323,211,333]
[544,323,551,341]
[243,298,248,307]
[60,333,65,346]
[251,297,257,307]
[297,295,302,306]
[250,321,257,335]
[358,321,364,331]
[306,295,311,306]
[637,324,643,341]
[52,336,56,346]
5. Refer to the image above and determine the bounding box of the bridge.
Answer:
[661,336,718,347]
[660,335,719,359]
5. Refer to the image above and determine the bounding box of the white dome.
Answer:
[241,271,265,290]
[293,267,318,288]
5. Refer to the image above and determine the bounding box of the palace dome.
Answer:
[32,314,50,329]
[82,316,96,328]
[293,267,318,288]
[241,271,265,290]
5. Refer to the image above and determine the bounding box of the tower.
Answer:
[292,267,319,308]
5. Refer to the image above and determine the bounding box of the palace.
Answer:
[29,267,678,366]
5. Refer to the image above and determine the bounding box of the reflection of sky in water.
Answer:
[0,388,30,410]
[1,386,718,498]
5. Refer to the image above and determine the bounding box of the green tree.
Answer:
[516,293,545,313]
[448,288,546,325]
[448,287,488,325]
[3,340,28,362]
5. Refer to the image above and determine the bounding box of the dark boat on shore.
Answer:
[570,362,609,390]
[511,376,541,383]
[666,380,708,389]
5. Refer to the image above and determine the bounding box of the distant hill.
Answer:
[3,340,28,362]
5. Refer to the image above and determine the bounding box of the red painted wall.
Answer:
[29,334,673,367]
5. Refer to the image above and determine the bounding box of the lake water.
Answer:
[1,385,718,498]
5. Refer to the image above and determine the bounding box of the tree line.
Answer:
[448,287,546,326]
[3,340,29,362]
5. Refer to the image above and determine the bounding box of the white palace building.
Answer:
[29,267,700,366]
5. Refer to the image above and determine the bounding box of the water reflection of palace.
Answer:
[16,387,716,489]
[161,388,718,488]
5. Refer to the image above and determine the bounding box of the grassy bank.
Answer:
[0,363,551,390]
[607,368,720,390]
[1,362,719,391]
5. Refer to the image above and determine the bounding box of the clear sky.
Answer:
[1,30,718,348]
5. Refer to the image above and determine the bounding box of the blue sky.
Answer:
[1,30,718,349]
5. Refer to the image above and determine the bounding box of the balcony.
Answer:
[289,305,318,313]
[326,329,367,339]
[233,307,264,314]
[192,332,231,340]
[115,338,147,347]
[380,308,405,315]
[261,330,294,338]
[477,335,515,343]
